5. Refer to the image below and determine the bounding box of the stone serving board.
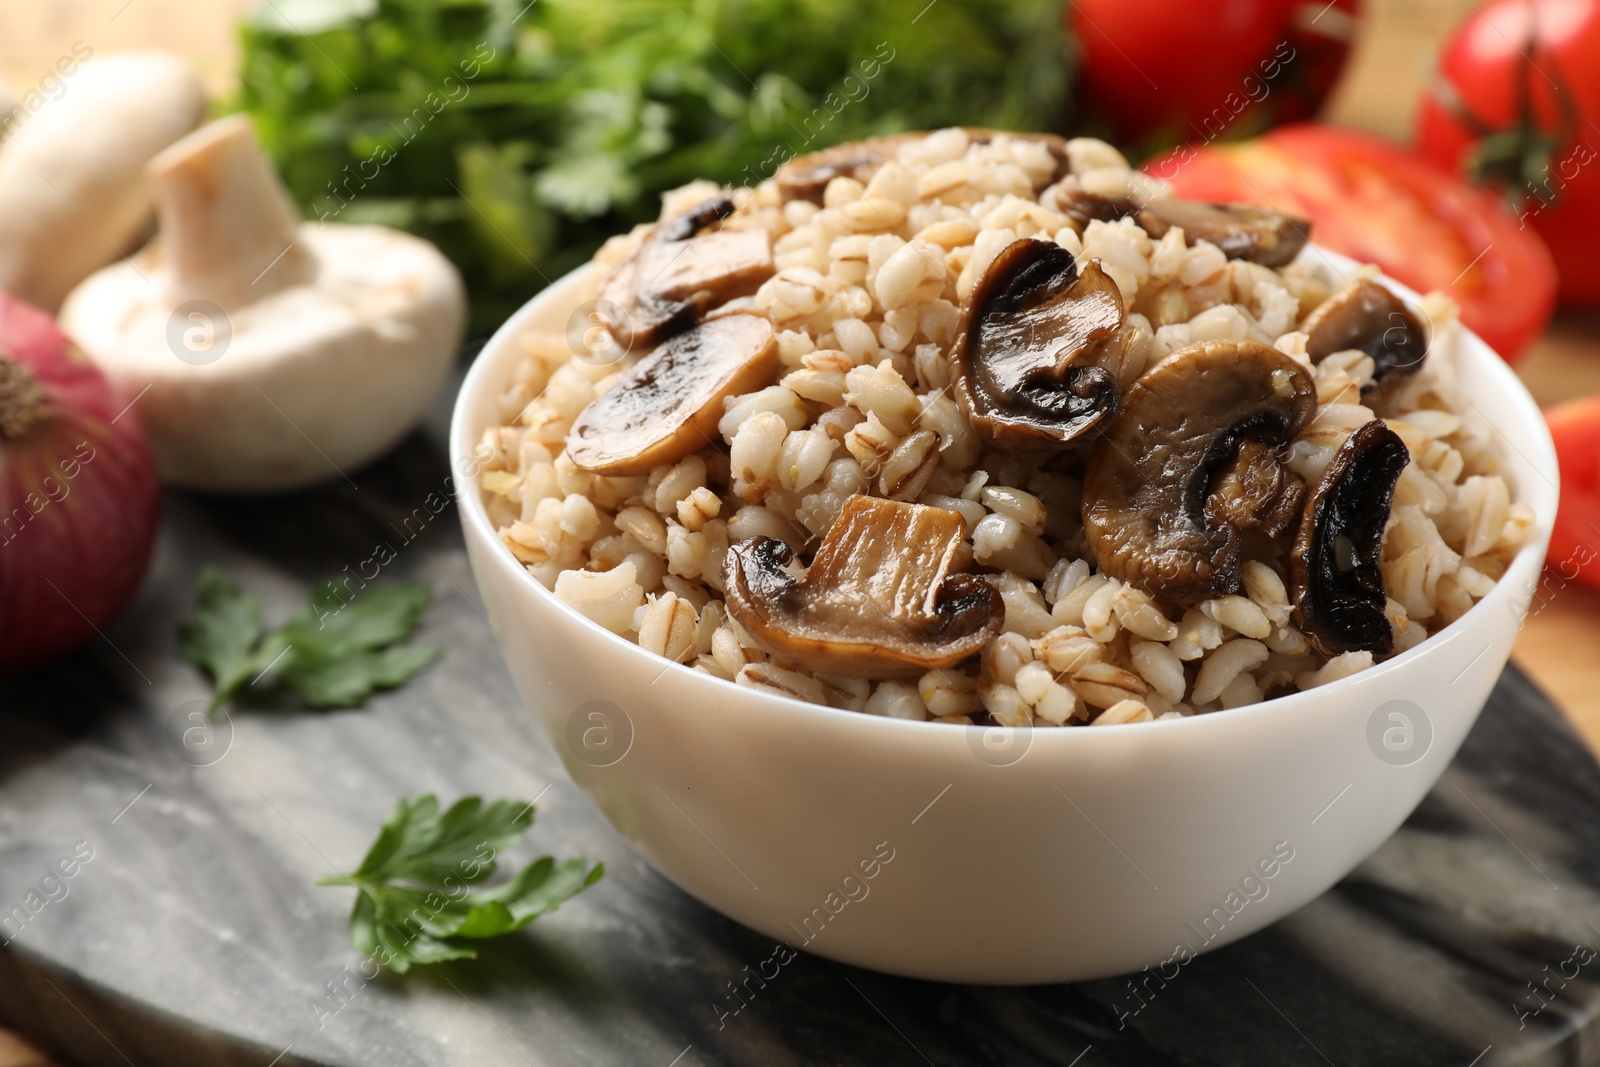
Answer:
[3,379,1600,1067]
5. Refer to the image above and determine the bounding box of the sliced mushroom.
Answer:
[1041,177,1140,232]
[1082,339,1317,605]
[1136,199,1309,268]
[1303,279,1428,406]
[951,238,1126,450]
[774,134,921,204]
[566,313,777,476]
[597,196,774,350]
[722,496,1004,678]
[1290,420,1410,657]
[1205,438,1306,540]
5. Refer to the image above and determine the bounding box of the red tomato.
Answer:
[1069,0,1361,151]
[1545,396,1600,591]
[1415,0,1600,305]
[1146,124,1558,360]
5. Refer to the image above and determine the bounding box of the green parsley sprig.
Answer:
[237,0,1071,331]
[318,794,603,972]
[177,567,439,713]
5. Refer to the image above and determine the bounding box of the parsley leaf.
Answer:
[176,568,268,712]
[263,579,440,709]
[176,568,439,712]
[319,795,603,972]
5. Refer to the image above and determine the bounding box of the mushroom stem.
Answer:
[148,114,316,311]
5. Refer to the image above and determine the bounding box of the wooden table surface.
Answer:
[2,0,1599,1063]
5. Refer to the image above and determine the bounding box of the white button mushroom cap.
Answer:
[0,53,204,311]
[59,116,467,493]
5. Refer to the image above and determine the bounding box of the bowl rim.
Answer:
[450,245,1560,739]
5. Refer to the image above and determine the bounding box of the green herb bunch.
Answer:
[237,0,1071,331]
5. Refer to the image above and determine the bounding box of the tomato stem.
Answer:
[0,351,51,439]
[1440,3,1579,212]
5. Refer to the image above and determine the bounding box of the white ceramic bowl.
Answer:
[452,250,1557,984]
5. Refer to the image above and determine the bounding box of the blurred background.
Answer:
[2,0,1599,1057]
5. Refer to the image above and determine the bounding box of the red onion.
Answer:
[0,292,160,671]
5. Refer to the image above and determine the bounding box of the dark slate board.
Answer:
[3,374,1600,1067]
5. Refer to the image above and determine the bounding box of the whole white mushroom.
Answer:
[61,115,467,493]
[0,52,204,310]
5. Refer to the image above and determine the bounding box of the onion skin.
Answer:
[0,292,160,672]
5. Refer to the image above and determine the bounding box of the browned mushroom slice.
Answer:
[1136,199,1310,268]
[1082,339,1317,605]
[774,135,921,204]
[1041,176,1140,232]
[951,238,1126,450]
[1290,420,1410,657]
[597,196,774,350]
[722,496,1004,679]
[1205,438,1306,540]
[566,314,777,476]
[1303,279,1428,406]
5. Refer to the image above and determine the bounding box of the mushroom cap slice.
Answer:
[1290,420,1410,657]
[566,313,778,476]
[951,238,1126,450]
[723,496,1004,679]
[1082,339,1317,605]
[1137,199,1310,268]
[774,134,923,204]
[1205,437,1307,540]
[597,196,774,350]
[1303,279,1428,406]
[1042,177,1141,232]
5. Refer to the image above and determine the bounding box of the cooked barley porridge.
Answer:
[475,127,1537,727]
